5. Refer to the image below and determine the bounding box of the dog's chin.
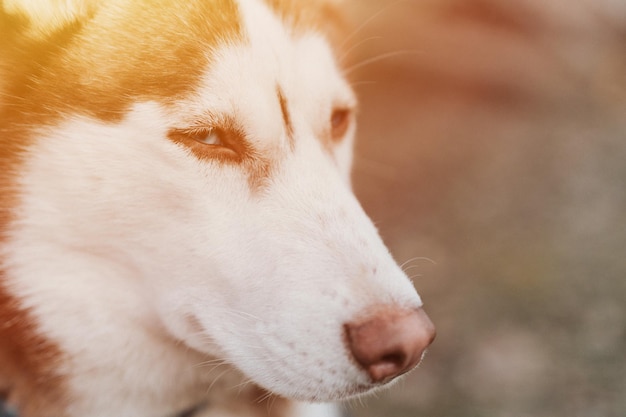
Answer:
[262,376,398,403]
[261,385,369,404]
[289,369,413,403]
[284,384,396,404]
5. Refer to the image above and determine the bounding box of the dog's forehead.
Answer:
[195,2,347,115]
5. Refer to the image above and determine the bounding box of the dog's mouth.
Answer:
[179,305,435,402]
[303,381,391,402]
[338,383,381,399]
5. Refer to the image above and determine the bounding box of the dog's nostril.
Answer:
[380,352,406,366]
[345,307,435,383]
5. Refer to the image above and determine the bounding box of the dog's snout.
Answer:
[344,307,435,383]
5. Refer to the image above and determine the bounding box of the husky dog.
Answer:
[0,1,435,416]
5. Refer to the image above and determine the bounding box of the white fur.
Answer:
[2,0,423,415]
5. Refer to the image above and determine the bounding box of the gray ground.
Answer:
[345,1,626,416]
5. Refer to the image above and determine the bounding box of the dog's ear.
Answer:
[2,0,99,38]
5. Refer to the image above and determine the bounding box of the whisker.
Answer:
[403,264,424,273]
[205,367,233,395]
[399,256,424,270]
[345,50,423,75]
[229,378,254,395]
[233,310,262,321]
[339,0,408,50]
[400,256,437,271]
[193,358,229,368]
[255,390,274,404]
[266,395,277,414]
[407,273,423,281]
[204,363,229,380]
[340,35,383,63]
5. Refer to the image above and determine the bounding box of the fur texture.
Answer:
[0,1,429,416]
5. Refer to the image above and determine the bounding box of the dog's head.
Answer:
[2,0,434,404]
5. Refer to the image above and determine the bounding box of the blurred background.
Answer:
[343,1,626,416]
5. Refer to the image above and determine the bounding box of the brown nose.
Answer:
[344,307,435,383]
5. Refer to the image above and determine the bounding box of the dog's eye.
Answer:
[168,127,243,161]
[330,108,351,141]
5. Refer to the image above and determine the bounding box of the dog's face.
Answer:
[2,0,434,407]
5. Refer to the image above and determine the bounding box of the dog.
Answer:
[0,0,435,416]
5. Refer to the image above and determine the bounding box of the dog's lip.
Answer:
[338,372,416,399]
[291,383,373,402]
[337,384,377,400]
[327,383,377,401]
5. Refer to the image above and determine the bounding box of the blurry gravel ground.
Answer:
[343,1,626,416]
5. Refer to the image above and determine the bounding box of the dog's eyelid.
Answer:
[169,126,223,145]
[167,124,248,161]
